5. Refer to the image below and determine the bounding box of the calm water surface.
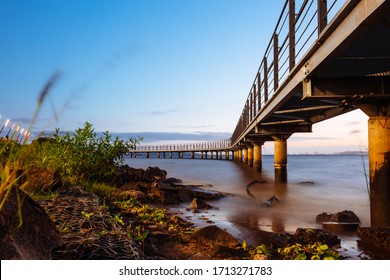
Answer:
[125,154,371,258]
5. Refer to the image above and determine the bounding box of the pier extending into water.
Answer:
[129,0,390,227]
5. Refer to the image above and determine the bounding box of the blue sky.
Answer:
[0,0,369,153]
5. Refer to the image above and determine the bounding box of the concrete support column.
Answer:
[191,151,195,159]
[368,116,390,227]
[253,143,263,172]
[243,147,248,165]
[210,151,214,159]
[170,152,173,159]
[239,149,243,163]
[146,152,150,158]
[158,152,161,158]
[163,152,166,158]
[274,137,289,183]
[247,145,254,167]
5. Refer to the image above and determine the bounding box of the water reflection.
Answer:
[125,155,371,252]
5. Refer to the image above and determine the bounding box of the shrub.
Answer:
[19,121,142,184]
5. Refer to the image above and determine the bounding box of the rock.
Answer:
[261,195,279,208]
[316,212,334,223]
[331,210,360,223]
[143,167,167,182]
[111,190,147,201]
[147,182,181,205]
[110,165,144,186]
[212,245,248,259]
[188,198,214,213]
[118,182,141,191]
[357,227,390,251]
[270,228,340,249]
[164,177,183,184]
[184,186,224,200]
[316,210,360,223]
[191,225,240,247]
[0,186,62,259]
[294,228,340,247]
[111,182,147,201]
[298,181,315,185]
[23,167,63,193]
[253,254,269,260]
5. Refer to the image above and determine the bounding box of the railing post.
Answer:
[289,0,296,70]
[257,72,262,110]
[273,33,279,90]
[317,0,328,35]
[263,57,268,103]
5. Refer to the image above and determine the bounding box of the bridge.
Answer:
[129,0,390,227]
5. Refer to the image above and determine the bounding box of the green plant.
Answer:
[17,122,142,185]
[127,225,149,242]
[113,213,124,226]
[251,244,270,256]
[84,182,115,199]
[277,242,339,260]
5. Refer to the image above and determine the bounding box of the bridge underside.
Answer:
[232,0,390,227]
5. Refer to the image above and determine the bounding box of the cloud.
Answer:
[290,136,338,142]
[349,129,361,134]
[345,120,363,126]
[8,117,32,124]
[140,108,180,116]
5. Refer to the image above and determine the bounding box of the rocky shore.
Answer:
[1,165,389,260]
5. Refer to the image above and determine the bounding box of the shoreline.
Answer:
[2,164,388,260]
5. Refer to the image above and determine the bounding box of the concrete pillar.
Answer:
[274,138,288,183]
[253,143,263,172]
[243,147,248,164]
[158,152,160,158]
[239,149,243,163]
[163,152,166,158]
[191,151,195,159]
[146,152,150,158]
[247,145,253,167]
[368,116,390,227]
[170,152,173,159]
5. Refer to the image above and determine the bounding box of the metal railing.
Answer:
[231,0,342,144]
[134,139,232,152]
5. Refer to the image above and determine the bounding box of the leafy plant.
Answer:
[17,122,142,185]
[276,242,339,260]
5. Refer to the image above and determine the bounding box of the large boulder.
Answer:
[316,210,360,223]
[0,186,62,259]
[143,167,167,182]
[110,165,145,186]
[148,182,181,204]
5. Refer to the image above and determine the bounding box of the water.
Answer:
[124,154,371,258]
